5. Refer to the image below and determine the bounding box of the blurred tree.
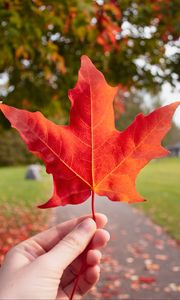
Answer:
[115,90,150,130]
[116,92,180,146]
[0,129,37,165]
[163,122,180,146]
[0,0,179,120]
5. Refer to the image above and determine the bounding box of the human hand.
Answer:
[0,214,110,300]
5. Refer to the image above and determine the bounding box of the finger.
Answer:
[90,229,110,249]
[60,229,109,287]
[16,213,107,256]
[87,249,102,265]
[63,265,100,298]
[43,218,97,270]
[61,249,102,288]
[66,228,109,275]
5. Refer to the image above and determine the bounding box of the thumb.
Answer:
[44,218,96,270]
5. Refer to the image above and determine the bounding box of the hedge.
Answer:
[0,130,38,166]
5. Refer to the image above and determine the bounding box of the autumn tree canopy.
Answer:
[0,0,179,118]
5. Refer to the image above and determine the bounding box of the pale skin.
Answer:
[0,213,110,300]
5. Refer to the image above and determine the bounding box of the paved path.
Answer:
[52,196,180,300]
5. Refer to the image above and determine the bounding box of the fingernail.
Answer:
[105,231,111,242]
[102,214,108,225]
[96,265,101,274]
[77,218,96,232]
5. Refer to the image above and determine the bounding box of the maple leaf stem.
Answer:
[69,244,93,300]
[91,190,96,221]
[69,270,81,300]
[69,191,96,300]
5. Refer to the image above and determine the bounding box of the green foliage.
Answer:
[163,122,180,146]
[0,0,179,118]
[116,94,146,130]
[116,92,149,131]
[0,129,38,165]
[116,94,180,146]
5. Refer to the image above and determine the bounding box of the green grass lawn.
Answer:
[0,166,51,210]
[0,158,180,241]
[136,157,180,241]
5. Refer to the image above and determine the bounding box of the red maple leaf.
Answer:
[0,56,179,216]
[139,276,156,284]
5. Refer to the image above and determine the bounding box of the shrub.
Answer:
[0,130,38,166]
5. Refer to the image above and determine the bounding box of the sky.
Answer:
[161,82,180,128]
